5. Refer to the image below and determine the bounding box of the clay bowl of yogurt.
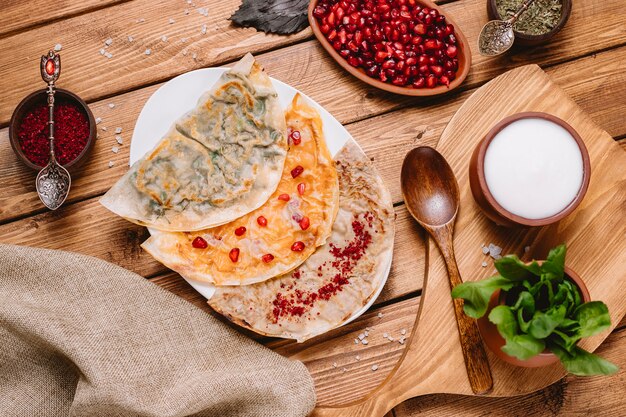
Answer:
[469,112,590,227]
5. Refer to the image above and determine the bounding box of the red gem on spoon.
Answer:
[45,59,55,75]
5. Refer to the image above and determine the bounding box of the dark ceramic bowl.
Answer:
[308,0,471,96]
[487,0,572,46]
[9,88,96,173]
[469,112,591,227]
[478,264,590,368]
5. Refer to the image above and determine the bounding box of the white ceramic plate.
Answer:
[130,67,392,328]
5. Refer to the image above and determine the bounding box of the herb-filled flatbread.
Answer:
[100,53,287,231]
[142,94,340,285]
[207,141,395,341]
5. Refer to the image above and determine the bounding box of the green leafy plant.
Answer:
[451,244,618,376]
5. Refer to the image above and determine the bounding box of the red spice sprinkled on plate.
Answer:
[17,101,90,166]
[229,248,240,262]
[257,216,268,227]
[278,193,290,201]
[192,236,208,249]
[234,226,246,236]
[291,165,304,178]
[262,253,274,263]
[270,213,374,322]
[297,183,306,195]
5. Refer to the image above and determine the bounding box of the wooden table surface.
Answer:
[1,0,624,415]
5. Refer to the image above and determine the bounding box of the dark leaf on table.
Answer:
[230,0,310,35]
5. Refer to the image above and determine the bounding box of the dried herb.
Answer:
[496,0,563,35]
[230,0,309,35]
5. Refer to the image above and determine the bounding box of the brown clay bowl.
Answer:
[308,0,471,96]
[486,0,572,46]
[9,88,96,174]
[478,264,590,368]
[469,112,591,227]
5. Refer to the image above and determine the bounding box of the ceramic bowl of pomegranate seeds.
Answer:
[9,89,96,173]
[309,0,471,96]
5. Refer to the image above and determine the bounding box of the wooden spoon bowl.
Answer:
[308,0,472,96]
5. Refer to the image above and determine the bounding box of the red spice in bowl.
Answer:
[17,101,90,167]
[312,0,462,89]
[9,88,96,172]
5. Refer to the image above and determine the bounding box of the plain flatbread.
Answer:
[207,140,395,342]
[100,53,287,231]
[142,94,340,285]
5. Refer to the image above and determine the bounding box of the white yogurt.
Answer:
[484,117,584,220]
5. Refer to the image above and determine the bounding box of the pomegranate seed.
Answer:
[261,254,274,263]
[299,216,310,230]
[412,77,426,88]
[430,65,443,76]
[289,130,301,145]
[336,7,345,21]
[291,241,305,252]
[424,39,437,50]
[446,45,457,58]
[413,23,426,35]
[392,75,407,85]
[229,248,240,262]
[297,183,306,195]
[439,75,450,87]
[291,165,304,178]
[426,75,437,88]
[320,24,331,34]
[328,29,337,40]
[192,236,208,249]
[234,226,246,236]
[313,6,326,18]
[278,193,290,202]
[382,59,395,69]
[257,216,268,227]
[348,56,360,67]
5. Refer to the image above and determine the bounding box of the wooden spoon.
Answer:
[400,146,493,395]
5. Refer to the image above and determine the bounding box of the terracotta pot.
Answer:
[478,265,590,368]
[308,0,471,97]
[486,0,572,47]
[468,112,591,227]
[9,88,96,174]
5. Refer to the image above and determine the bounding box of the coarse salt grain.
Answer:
[355,355,360,361]
[137,18,145,23]
[399,336,406,344]
[101,126,107,131]
[105,52,113,59]
[400,329,407,335]
[482,261,488,268]
[342,368,347,373]
[377,312,383,318]
[108,103,115,109]
[54,44,62,52]
[192,52,197,60]
[145,49,152,55]
[201,24,207,34]
[111,146,119,154]
[99,48,105,55]
[364,331,369,337]
[108,161,114,168]
[358,333,365,340]
[182,50,188,56]
[161,35,168,42]
[361,339,368,345]
[482,246,490,255]
[169,18,175,24]
[354,339,359,345]
[181,37,187,43]
[332,362,337,368]
[104,38,113,46]
[387,336,395,342]
[184,9,190,15]
[115,135,123,144]
[128,36,134,42]
[115,127,122,134]
[95,117,102,124]
[371,365,379,371]
[382,332,388,338]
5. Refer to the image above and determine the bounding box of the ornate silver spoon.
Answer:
[36,50,71,210]
[478,0,535,56]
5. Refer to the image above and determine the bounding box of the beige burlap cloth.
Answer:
[0,244,315,417]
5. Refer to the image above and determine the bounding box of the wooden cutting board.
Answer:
[311,64,626,416]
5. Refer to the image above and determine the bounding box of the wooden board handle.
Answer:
[433,224,494,395]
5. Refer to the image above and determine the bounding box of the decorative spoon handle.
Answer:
[40,50,61,162]
[508,0,535,25]
[432,223,494,395]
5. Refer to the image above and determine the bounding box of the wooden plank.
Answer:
[393,328,626,417]
[0,0,312,125]
[2,46,625,224]
[0,197,428,301]
[1,0,625,126]
[0,0,126,38]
